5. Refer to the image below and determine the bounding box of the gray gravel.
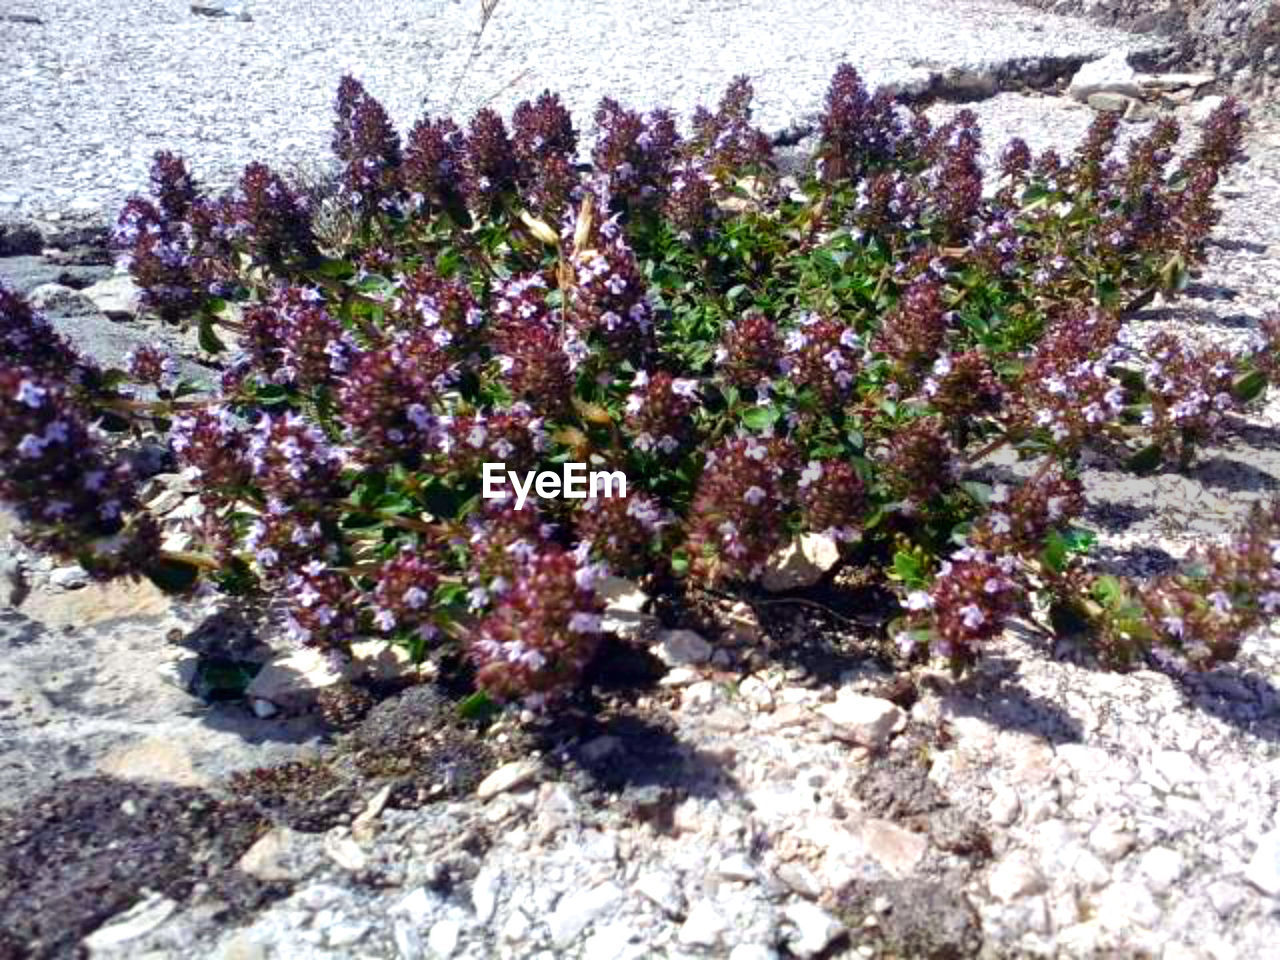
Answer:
[0,0,1149,220]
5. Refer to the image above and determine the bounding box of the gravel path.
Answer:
[0,0,1147,220]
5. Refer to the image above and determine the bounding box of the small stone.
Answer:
[327,922,371,948]
[1206,880,1245,916]
[598,575,655,639]
[237,827,302,882]
[250,698,278,718]
[476,759,540,799]
[500,910,529,942]
[988,850,1046,902]
[634,870,684,917]
[548,882,622,948]
[472,865,502,923]
[191,1,252,21]
[1089,819,1136,862]
[98,737,206,788]
[678,899,727,947]
[50,565,89,589]
[818,694,905,748]
[718,853,757,881]
[862,818,928,877]
[1188,94,1226,125]
[659,666,701,687]
[738,675,775,712]
[785,901,845,958]
[729,946,779,960]
[427,918,460,957]
[81,894,177,952]
[1245,830,1280,896]
[1152,749,1205,787]
[653,628,713,666]
[1087,92,1135,114]
[393,887,435,925]
[324,833,368,872]
[1139,847,1184,893]
[762,533,840,592]
[1068,51,1140,102]
[989,786,1020,826]
[81,274,140,320]
[244,646,355,712]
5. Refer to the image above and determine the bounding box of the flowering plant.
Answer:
[1,67,1270,705]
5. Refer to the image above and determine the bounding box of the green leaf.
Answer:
[1232,369,1268,404]
[1125,443,1163,474]
[960,481,993,507]
[144,556,202,594]
[741,404,781,432]
[197,315,226,354]
[458,691,498,722]
[1041,531,1069,574]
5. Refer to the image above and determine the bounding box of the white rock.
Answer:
[1245,830,1280,896]
[988,850,1047,901]
[785,901,845,958]
[350,639,423,684]
[472,865,502,923]
[476,759,540,799]
[1140,847,1185,893]
[1089,819,1137,862]
[1152,749,1205,787]
[237,827,302,882]
[634,870,684,917]
[598,575,655,639]
[582,921,639,960]
[427,918,460,957]
[324,833,368,872]
[1087,91,1134,114]
[718,853,757,881]
[818,694,905,748]
[762,533,840,592]
[729,946,780,960]
[548,882,622,948]
[82,894,177,954]
[862,818,928,876]
[50,565,90,589]
[244,646,355,711]
[250,698,279,718]
[327,921,372,948]
[678,899,727,947]
[1068,51,1140,102]
[738,675,775,712]
[81,274,140,320]
[989,786,1021,826]
[652,629,713,667]
[392,886,436,925]
[1188,94,1226,125]
[500,910,530,943]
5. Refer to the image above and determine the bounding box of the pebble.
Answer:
[653,629,713,666]
[784,901,845,958]
[49,565,89,590]
[1245,830,1280,897]
[476,759,540,800]
[677,899,727,948]
[427,918,461,957]
[1140,847,1186,894]
[471,866,502,923]
[988,850,1047,902]
[634,870,684,918]
[817,694,905,748]
[548,882,622,948]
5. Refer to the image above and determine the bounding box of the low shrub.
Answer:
[2,66,1277,703]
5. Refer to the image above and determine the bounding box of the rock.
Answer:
[327,921,372,948]
[738,675,775,712]
[729,946,780,960]
[718,853,757,881]
[1123,98,1158,122]
[862,818,928,876]
[548,881,622,948]
[1152,749,1205,786]
[0,220,41,256]
[818,694,905,748]
[678,899,727,947]
[1138,72,1214,91]
[28,282,97,316]
[477,759,540,799]
[471,865,502,923]
[598,576,655,639]
[98,736,208,788]
[989,785,1021,826]
[243,646,355,712]
[191,2,252,22]
[427,918,461,957]
[350,639,424,684]
[1206,880,1246,916]
[1089,818,1137,862]
[762,533,840,592]
[500,910,529,943]
[652,629,713,667]
[1087,92,1135,114]
[324,833,368,872]
[237,827,303,882]
[50,565,89,590]
[1245,830,1280,897]
[81,894,177,955]
[1068,51,1140,102]
[1188,94,1226,125]
[988,850,1047,902]
[1139,847,1184,894]
[582,922,640,960]
[81,275,140,320]
[785,901,845,958]
[634,870,684,918]
[392,887,436,925]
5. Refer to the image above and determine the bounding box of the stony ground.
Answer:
[4,4,1280,960]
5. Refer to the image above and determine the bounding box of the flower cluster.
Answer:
[435,407,547,476]
[688,76,773,178]
[874,278,948,374]
[797,459,865,542]
[464,108,519,211]
[470,548,605,703]
[716,310,780,389]
[332,75,402,212]
[817,64,905,182]
[569,221,656,360]
[247,412,345,505]
[622,371,698,456]
[371,549,440,638]
[283,560,359,651]
[125,345,179,388]
[576,490,670,575]
[591,98,680,211]
[1139,331,1239,463]
[883,417,958,506]
[686,436,795,582]
[512,91,579,216]
[779,314,862,405]
[970,468,1085,557]
[402,116,467,215]
[920,350,1003,420]
[902,547,1021,663]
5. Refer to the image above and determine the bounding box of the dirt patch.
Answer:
[838,875,984,959]
[0,776,277,960]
